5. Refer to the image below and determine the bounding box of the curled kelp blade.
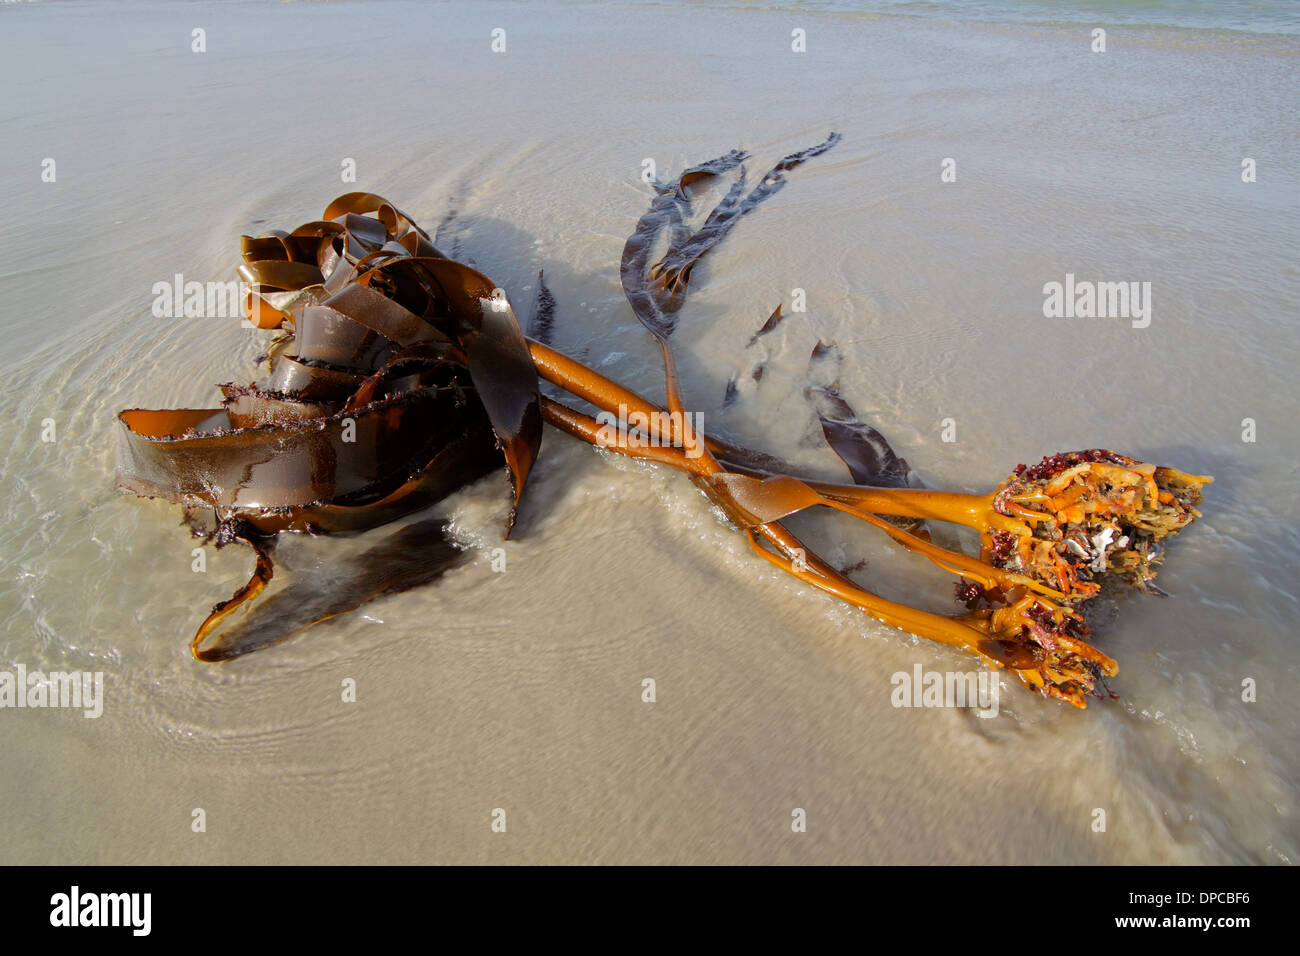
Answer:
[620,134,840,341]
[246,198,543,527]
[118,194,544,659]
[248,421,502,538]
[676,148,748,196]
[354,254,543,530]
[117,359,489,514]
[192,516,470,662]
[804,341,916,490]
[190,527,277,661]
[801,341,925,540]
[122,193,542,535]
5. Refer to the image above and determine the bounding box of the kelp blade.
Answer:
[117,194,545,656]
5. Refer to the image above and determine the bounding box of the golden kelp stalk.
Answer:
[116,135,1209,707]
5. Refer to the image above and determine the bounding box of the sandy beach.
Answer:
[0,0,1297,864]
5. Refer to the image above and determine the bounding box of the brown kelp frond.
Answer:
[746,303,787,347]
[527,269,556,345]
[190,523,277,662]
[618,134,843,476]
[192,516,469,662]
[118,195,541,657]
[808,388,914,489]
[123,194,542,536]
[644,132,843,316]
[726,304,787,402]
[803,341,916,491]
[618,149,745,341]
[621,133,841,340]
[240,194,543,528]
[674,148,749,197]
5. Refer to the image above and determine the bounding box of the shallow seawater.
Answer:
[0,0,1296,863]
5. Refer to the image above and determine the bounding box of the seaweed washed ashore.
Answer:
[115,134,1210,708]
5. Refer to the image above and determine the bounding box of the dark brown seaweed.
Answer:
[120,193,541,536]
[804,341,915,490]
[116,152,1210,709]
[621,133,841,339]
[191,517,469,662]
[528,270,556,345]
[118,194,541,657]
[746,304,787,347]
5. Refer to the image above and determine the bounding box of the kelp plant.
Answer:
[116,134,1210,708]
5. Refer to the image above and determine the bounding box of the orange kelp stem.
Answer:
[532,337,1005,529]
[537,396,1082,687]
